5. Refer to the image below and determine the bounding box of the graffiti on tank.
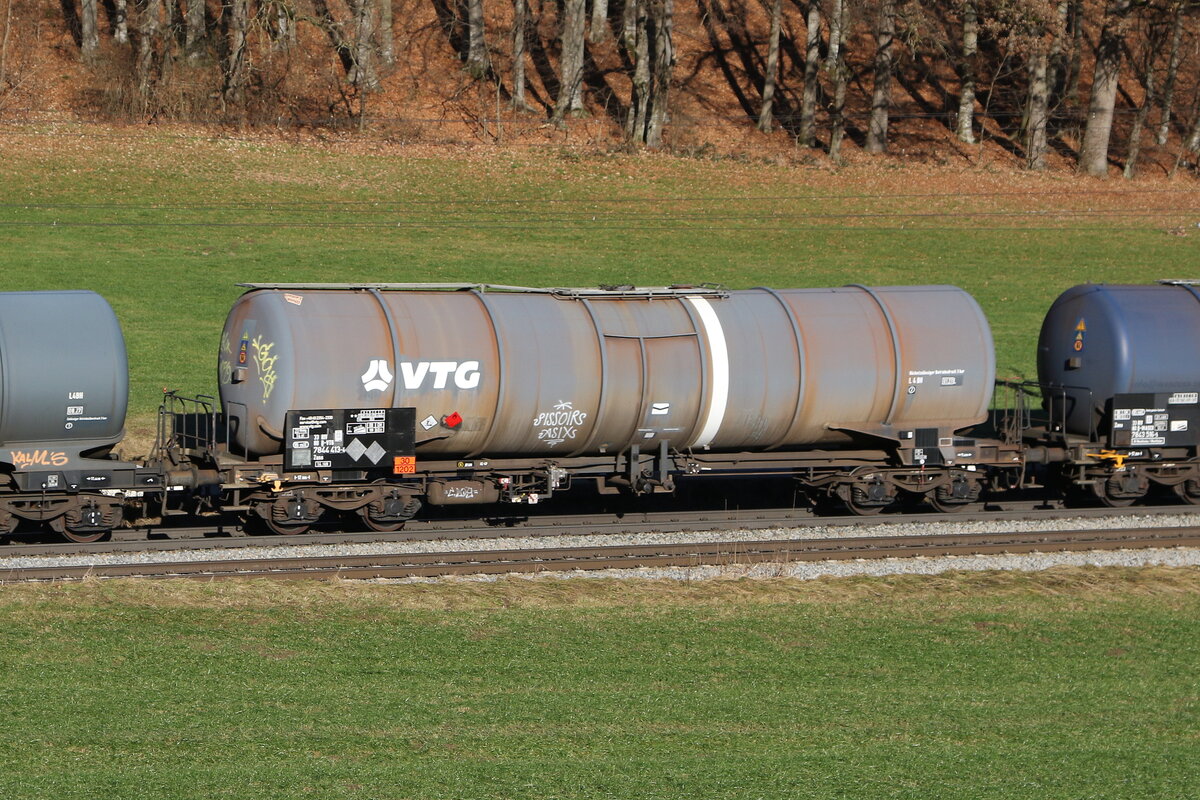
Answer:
[251,336,279,400]
[534,401,588,446]
[445,485,480,500]
[9,450,69,468]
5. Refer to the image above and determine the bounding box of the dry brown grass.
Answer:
[4,564,1199,614]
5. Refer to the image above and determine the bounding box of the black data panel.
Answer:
[284,408,416,473]
[1110,392,1200,448]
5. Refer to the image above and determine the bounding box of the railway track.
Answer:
[3,499,1197,559]
[4,526,1199,583]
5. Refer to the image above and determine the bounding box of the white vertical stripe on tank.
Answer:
[686,296,729,448]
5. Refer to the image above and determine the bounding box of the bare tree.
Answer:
[866,0,896,154]
[136,0,163,113]
[1078,0,1135,177]
[798,1,822,146]
[757,0,782,133]
[1124,10,1167,178]
[1157,1,1186,145]
[350,0,380,89]
[81,0,98,62]
[625,0,649,136]
[590,0,609,42]
[553,0,587,123]
[511,0,528,107]
[185,0,204,62]
[113,0,129,44]
[222,0,249,108]
[626,0,672,146]
[1025,0,1068,170]
[956,0,978,144]
[828,0,851,161]
[1,0,13,91]
[466,0,489,77]
[645,0,672,145]
[379,0,395,67]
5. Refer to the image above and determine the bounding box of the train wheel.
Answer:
[838,478,896,516]
[927,474,981,514]
[262,518,311,536]
[358,509,404,533]
[1092,472,1146,508]
[358,493,421,533]
[1174,480,1200,506]
[61,525,113,544]
[927,496,972,514]
[253,497,320,535]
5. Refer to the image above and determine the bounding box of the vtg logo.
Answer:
[362,359,482,392]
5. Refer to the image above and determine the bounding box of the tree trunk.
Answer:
[552,0,586,123]
[185,0,204,62]
[1025,48,1049,170]
[1078,0,1133,177]
[1124,22,1163,179]
[866,0,895,154]
[379,0,394,66]
[1064,0,1083,103]
[113,0,128,45]
[644,0,672,146]
[80,0,98,62]
[589,0,609,42]
[956,1,977,144]
[1044,0,1068,104]
[625,0,650,139]
[511,0,527,107]
[757,0,781,133]
[0,0,11,90]
[798,1,821,146]
[1171,93,1200,176]
[136,0,161,113]
[1157,2,1184,146]
[312,0,355,75]
[828,0,849,161]
[222,0,248,108]
[466,0,489,78]
[351,0,380,89]
[825,0,842,70]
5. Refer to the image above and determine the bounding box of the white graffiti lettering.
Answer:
[533,401,589,446]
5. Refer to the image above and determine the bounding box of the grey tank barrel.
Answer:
[0,291,128,452]
[1038,282,1200,436]
[218,284,996,459]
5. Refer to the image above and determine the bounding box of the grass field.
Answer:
[0,569,1198,799]
[3,125,1198,447]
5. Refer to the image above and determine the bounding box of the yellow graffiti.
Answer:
[9,450,69,468]
[218,359,233,386]
[220,330,233,357]
[251,335,279,401]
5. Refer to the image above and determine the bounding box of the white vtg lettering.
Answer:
[399,360,481,390]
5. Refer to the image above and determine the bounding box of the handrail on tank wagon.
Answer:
[994,379,1099,444]
[235,282,731,299]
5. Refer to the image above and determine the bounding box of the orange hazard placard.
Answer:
[393,456,417,475]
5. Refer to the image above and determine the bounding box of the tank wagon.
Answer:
[0,291,163,540]
[9,280,1194,544]
[202,283,1021,531]
[1032,281,1200,506]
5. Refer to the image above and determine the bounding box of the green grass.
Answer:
[0,569,1198,798]
[3,127,1198,444]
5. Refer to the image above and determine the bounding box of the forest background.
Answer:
[2,0,1200,175]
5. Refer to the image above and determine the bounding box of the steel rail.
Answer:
[5,526,1198,583]
[3,501,1199,559]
